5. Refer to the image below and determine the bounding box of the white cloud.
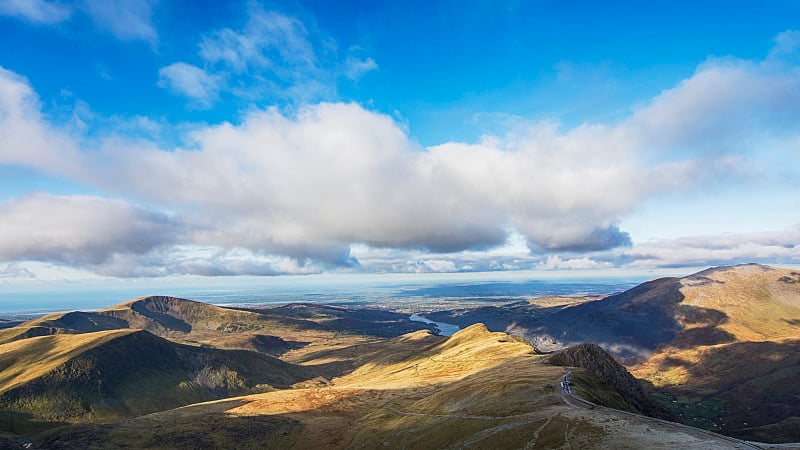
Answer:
[0,67,86,177]
[79,0,157,44]
[0,0,70,24]
[3,31,800,277]
[623,230,800,269]
[0,193,177,266]
[180,5,329,105]
[157,63,222,109]
[100,102,652,259]
[198,8,316,73]
[162,4,376,107]
[406,259,458,273]
[770,29,800,57]
[627,58,800,156]
[537,255,613,270]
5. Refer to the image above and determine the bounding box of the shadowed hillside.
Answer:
[428,276,685,363]
[0,329,315,432]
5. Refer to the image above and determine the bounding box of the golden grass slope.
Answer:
[630,264,800,442]
[677,264,800,341]
[30,324,746,449]
[334,323,536,388]
[634,264,800,386]
[0,330,136,394]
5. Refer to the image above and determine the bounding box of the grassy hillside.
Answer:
[0,311,131,345]
[4,266,797,445]
[0,329,315,432]
[629,265,800,442]
[3,296,433,365]
[429,264,800,443]
[27,325,744,449]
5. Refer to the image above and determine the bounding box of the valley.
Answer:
[0,264,798,448]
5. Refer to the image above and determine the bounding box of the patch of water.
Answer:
[409,314,460,336]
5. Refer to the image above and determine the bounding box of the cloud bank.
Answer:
[1,25,800,277]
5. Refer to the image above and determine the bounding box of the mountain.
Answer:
[2,296,433,360]
[428,264,800,442]
[0,329,315,431]
[630,264,800,442]
[21,325,745,449]
[2,266,797,446]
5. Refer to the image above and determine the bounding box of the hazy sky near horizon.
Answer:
[1,0,799,284]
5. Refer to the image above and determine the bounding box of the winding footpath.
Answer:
[560,371,771,450]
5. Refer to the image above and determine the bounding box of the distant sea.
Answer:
[0,273,648,317]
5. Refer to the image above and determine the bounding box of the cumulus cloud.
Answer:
[0,193,178,266]
[3,31,800,277]
[89,246,324,278]
[160,4,378,107]
[96,102,660,260]
[406,259,458,273]
[0,0,70,24]
[627,57,800,155]
[157,63,222,109]
[157,4,331,107]
[0,67,86,176]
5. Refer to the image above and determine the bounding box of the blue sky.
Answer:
[0,0,799,287]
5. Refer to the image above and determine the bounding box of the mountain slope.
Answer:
[3,296,432,363]
[548,343,674,420]
[0,329,316,428]
[630,265,800,442]
[26,325,746,449]
[430,264,800,442]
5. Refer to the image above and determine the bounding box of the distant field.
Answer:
[0,278,637,315]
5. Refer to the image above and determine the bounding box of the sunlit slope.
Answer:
[101,296,431,359]
[0,311,131,345]
[0,329,316,424]
[31,325,741,449]
[335,323,536,388]
[0,329,135,393]
[628,265,800,442]
[673,264,800,341]
[101,296,325,337]
[2,296,426,359]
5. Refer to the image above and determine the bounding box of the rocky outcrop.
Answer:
[549,343,674,420]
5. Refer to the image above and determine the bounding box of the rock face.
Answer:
[549,343,674,420]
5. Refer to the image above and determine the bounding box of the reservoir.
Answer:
[409,314,460,336]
